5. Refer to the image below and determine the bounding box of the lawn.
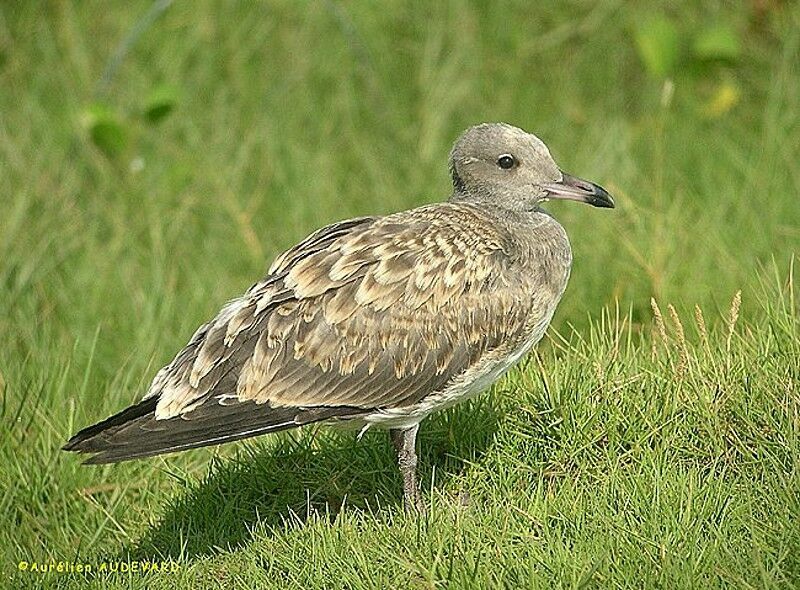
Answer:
[1,1,798,588]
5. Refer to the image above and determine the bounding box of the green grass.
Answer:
[1,1,798,588]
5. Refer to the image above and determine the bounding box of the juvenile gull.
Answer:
[64,123,614,511]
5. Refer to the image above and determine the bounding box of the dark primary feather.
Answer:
[63,395,362,464]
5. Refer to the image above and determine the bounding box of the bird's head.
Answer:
[448,122,614,211]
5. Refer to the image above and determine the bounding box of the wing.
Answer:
[151,203,532,418]
[65,204,542,463]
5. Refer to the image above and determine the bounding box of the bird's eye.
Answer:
[497,154,516,169]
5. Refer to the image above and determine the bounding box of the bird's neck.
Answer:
[449,189,550,221]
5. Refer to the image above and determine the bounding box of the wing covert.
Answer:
[148,204,536,420]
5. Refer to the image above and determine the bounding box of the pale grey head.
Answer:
[449,122,614,211]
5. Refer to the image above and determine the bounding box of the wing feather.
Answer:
[145,204,541,421]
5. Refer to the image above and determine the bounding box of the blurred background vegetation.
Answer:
[1,1,798,588]
[3,1,797,358]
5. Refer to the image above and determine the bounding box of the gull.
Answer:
[64,123,614,511]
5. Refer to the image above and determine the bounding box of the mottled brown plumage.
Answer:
[64,123,614,511]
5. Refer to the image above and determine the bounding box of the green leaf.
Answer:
[693,25,741,61]
[143,84,178,124]
[82,103,126,156]
[634,17,680,78]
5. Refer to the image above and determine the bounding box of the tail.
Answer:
[63,395,362,464]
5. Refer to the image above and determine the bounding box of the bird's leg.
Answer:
[390,424,425,513]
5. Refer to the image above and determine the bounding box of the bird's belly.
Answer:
[360,312,553,431]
